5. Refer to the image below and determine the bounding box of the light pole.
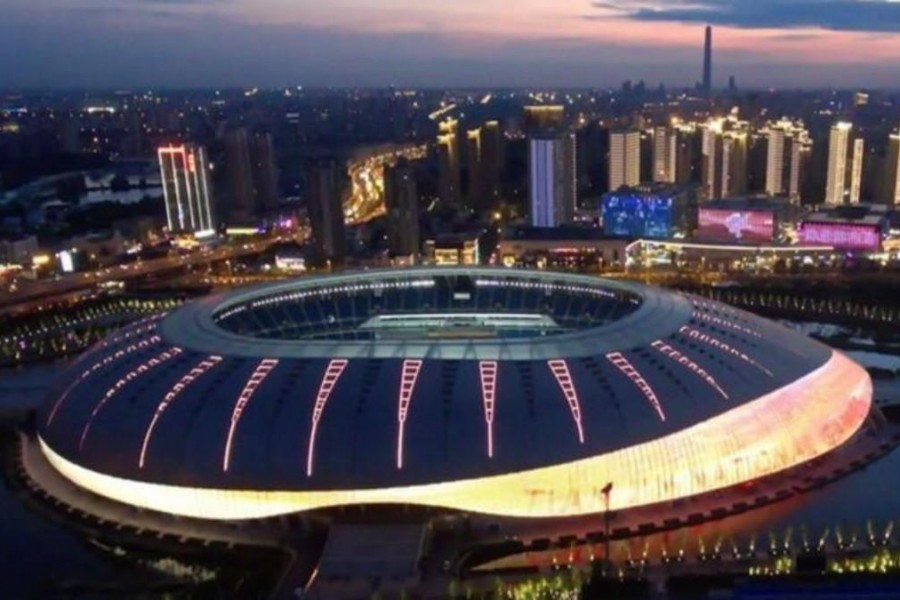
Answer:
[601,481,613,578]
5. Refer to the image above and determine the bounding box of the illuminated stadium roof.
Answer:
[38,268,873,520]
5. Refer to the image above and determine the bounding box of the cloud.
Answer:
[593,0,900,33]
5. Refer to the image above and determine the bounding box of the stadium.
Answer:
[37,267,874,524]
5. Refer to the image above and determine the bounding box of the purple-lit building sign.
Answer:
[799,222,882,252]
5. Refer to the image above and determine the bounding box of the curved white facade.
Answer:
[40,351,871,521]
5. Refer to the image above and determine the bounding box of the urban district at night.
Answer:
[9,2,900,599]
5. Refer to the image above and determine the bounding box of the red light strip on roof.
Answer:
[305,359,349,477]
[691,310,762,338]
[679,325,773,376]
[222,359,279,472]
[139,355,222,469]
[46,335,161,426]
[547,360,586,443]
[651,340,729,400]
[479,361,498,458]
[397,359,423,469]
[606,353,667,421]
[79,347,182,451]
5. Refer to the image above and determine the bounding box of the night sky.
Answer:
[4,0,900,89]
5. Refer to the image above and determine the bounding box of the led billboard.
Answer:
[602,193,674,239]
[697,209,776,243]
[799,222,881,252]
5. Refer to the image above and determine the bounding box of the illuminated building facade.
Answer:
[157,144,215,235]
[882,132,900,205]
[652,126,677,184]
[437,118,461,206]
[610,130,641,191]
[763,119,811,204]
[39,268,873,522]
[528,134,577,227]
[424,234,480,265]
[825,122,864,205]
[701,113,748,200]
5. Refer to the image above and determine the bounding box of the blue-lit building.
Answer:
[601,184,693,239]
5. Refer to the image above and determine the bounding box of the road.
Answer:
[1,239,275,314]
[344,144,427,226]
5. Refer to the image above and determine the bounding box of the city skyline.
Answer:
[5,0,900,89]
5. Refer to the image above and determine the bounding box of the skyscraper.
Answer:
[610,130,641,190]
[525,106,575,227]
[703,26,713,97]
[436,118,461,206]
[825,122,863,205]
[249,132,280,214]
[652,126,677,183]
[308,162,346,265]
[384,160,420,257]
[466,127,484,208]
[158,144,215,234]
[850,138,865,205]
[701,114,748,200]
[763,119,812,204]
[222,129,280,223]
[480,121,504,206]
[881,132,900,205]
[529,133,576,228]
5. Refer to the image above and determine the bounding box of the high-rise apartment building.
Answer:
[158,144,215,234]
[307,162,346,265]
[525,106,575,227]
[882,132,900,205]
[701,114,748,200]
[529,133,576,228]
[763,119,812,204]
[825,122,863,205]
[480,120,504,205]
[652,126,677,183]
[223,128,279,223]
[384,161,420,257]
[437,118,461,206]
[466,127,484,208]
[610,130,641,190]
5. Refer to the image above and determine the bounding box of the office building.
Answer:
[825,122,863,205]
[437,118,461,206]
[158,144,215,234]
[384,160,420,257]
[307,162,346,265]
[609,130,641,191]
